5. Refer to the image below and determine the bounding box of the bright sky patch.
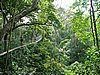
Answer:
[53,0,74,9]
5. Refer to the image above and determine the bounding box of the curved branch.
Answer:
[2,22,51,46]
[90,0,99,49]
[0,36,42,57]
[13,23,46,29]
[12,22,52,31]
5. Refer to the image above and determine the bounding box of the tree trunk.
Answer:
[90,0,99,49]
[90,8,95,46]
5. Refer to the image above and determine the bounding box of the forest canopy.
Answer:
[0,0,100,75]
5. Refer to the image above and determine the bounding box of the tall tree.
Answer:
[90,0,99,49]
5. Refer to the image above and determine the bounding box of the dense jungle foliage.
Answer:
[0,0,100,75]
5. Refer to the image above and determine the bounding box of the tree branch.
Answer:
[14,22,46,29]
[0,36,42,57]
[0,0,38,41]
[13,22,52,30]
